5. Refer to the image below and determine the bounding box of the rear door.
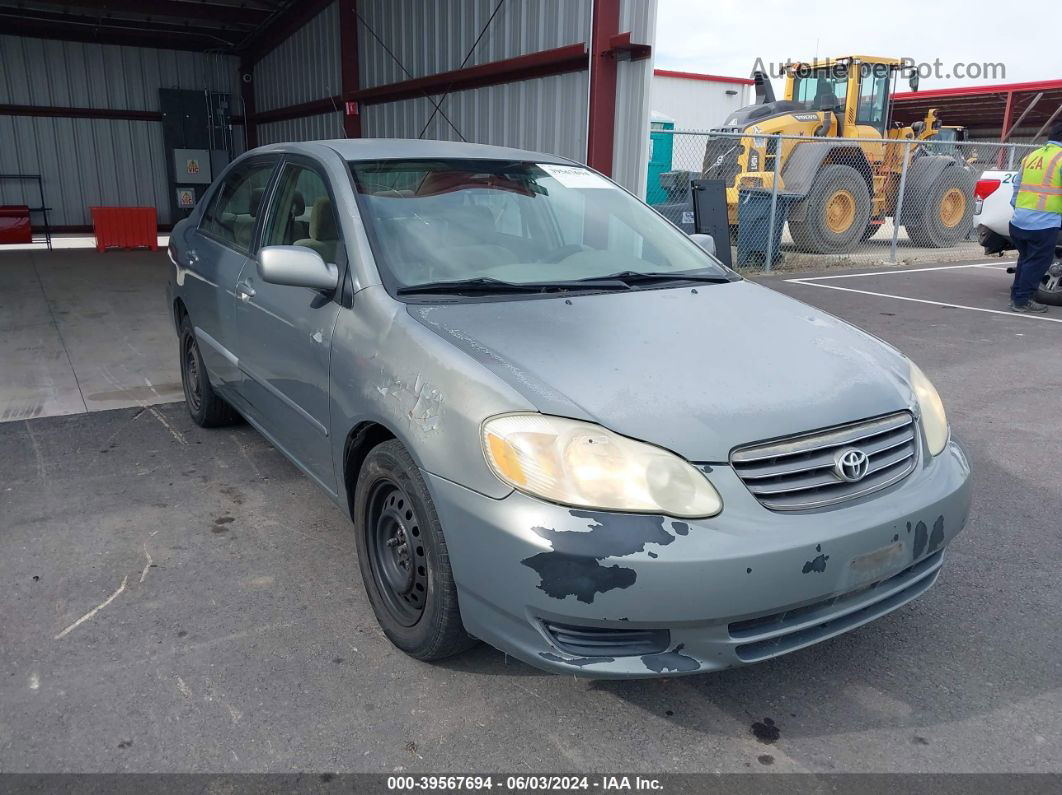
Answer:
[188,158,278,392]
[233,157,345,492]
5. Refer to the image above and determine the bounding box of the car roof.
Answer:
[249,138,577,165]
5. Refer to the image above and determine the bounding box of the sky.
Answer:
[653,0,1055,92]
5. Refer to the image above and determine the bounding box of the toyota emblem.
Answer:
[834,448,870,483]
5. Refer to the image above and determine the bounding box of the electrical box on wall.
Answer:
[160,89,234,222]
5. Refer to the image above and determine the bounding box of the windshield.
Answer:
[792,66,848,112]
[349,158,730,296]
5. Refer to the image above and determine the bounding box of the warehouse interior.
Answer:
[0,0,657,421]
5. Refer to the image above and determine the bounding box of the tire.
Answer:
[1036,263,1062,306]
[789,164,873,254]
[905,167,975,248]
[861,221,884,242]
[178,312,240,427]
[353,439,477,661]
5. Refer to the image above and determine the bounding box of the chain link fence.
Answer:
[648,129,1036,271]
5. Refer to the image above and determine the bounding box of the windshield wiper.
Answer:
[596,270,737,286]
[396,276,631,296]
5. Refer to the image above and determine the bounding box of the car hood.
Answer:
[408,281,915,461]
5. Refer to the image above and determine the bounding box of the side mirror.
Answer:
[258,245,339,291]
[690,233,717,256]
[908,72,920,92]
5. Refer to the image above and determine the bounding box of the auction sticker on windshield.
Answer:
[537,163,613,189]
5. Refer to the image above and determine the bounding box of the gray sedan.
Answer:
[166,139,971,678]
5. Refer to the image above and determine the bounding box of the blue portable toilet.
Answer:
[646,111,675,205]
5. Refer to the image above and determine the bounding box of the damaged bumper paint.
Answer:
[426,439,971,678]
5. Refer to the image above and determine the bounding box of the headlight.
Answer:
[481,414,722,518]
[909,362,949,456]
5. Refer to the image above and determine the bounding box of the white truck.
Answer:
[973,169,1062,305]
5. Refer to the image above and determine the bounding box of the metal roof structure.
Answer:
[892,79,1062,141]
[0,0,306,57]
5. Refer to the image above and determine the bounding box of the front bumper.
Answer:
[426,440,972,678]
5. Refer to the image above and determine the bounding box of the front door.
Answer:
[234,159,344,492]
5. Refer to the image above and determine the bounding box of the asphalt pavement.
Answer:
[1,261,1059,774]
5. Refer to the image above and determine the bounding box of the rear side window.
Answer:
[200,163,275,252]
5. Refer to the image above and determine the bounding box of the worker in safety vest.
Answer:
[1009,120,1062,313]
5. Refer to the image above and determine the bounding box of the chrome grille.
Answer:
[731,412,918,511]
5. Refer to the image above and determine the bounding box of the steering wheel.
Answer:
[538,243,588,263]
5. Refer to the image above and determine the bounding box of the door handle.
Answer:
[235,282,256,301]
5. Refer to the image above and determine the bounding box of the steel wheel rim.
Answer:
[826,189,856,234]
[366,481,428,627]
[182,336,202,412]
[939,187,966,228]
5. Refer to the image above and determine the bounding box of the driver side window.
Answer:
[263,164,341,264]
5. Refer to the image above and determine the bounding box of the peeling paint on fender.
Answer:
[521,511,675,603]
[927,515,945,554]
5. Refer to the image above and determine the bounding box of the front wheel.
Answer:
[788,164,873,254]
[353,440,477,661]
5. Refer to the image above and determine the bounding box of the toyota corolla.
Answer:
[166,139,971,678]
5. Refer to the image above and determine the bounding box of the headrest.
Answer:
[309,197,338,240]
[249,187,265,217]
[290,190,305,216]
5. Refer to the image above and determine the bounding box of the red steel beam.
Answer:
[339,0,361,138]
[250,44,591,129]
[27,0,269,26]
[586,0,621,175]
[0,103,163,122]
[253,97,340,125]
[349,43,589,106]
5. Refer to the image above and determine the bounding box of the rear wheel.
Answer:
[178,313,240,427]
[861,220,884,242]
[353,440,477,661]
[789,164,873,254]
[905,168,975,247]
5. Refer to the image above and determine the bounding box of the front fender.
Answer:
[328,286,537,506]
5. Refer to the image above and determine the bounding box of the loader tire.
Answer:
[861,221,884,242]
[905,167,975,248]
[789,165,872,254]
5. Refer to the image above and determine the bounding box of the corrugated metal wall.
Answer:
[611,0,657,197]
[651,75,750,132]
[0,34,239,109]
[359,0,592,166]
[362,71,589,162]
[258,111,345,145]
[0,34,240,226]
[358,0,591,88]
[253,2,341,113]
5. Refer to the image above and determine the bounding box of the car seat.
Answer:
[294,197,340,263]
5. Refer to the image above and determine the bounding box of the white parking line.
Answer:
[786,264,1062,325]
[791,262,1004,281]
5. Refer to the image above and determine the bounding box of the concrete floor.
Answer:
[0,249,180,422]
[1,258,1060,774]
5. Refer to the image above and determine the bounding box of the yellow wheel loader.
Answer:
[701,56,976,254]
